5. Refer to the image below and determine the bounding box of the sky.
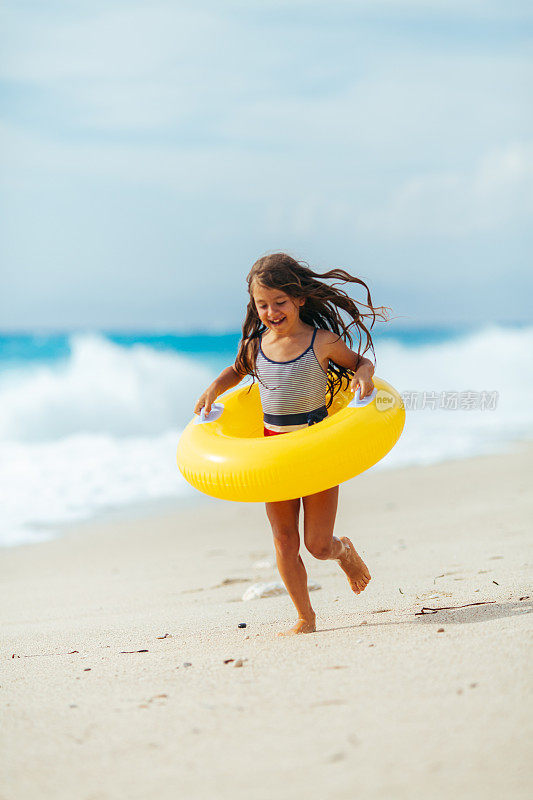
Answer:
[1,0,532,331]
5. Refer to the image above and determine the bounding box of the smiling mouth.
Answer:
[269,317,285,325]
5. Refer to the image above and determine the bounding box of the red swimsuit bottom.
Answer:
[263,427,287,437]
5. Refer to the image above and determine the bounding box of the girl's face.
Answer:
[252,283,304,332]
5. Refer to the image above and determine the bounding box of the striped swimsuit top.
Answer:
[255,327,329,432]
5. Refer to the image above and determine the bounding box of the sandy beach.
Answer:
[2,443,532,800]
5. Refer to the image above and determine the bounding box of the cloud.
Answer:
[0,0,531,327]
[258,142,533,243]
[2,1,531,141]
[0,5,217,83]
[355,143,533,237]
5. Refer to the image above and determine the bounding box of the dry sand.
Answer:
[2,443,532,800]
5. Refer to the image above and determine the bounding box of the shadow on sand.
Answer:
[316,598,532,633]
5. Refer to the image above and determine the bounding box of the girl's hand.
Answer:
[350,363,375,399]
[194,388,218,416]
[193,366,243,416]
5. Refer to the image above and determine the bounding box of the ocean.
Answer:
[1,324,531,547]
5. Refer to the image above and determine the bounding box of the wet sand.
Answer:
[2,443,532,800]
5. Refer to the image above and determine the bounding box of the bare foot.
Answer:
[337,537,371,594]
[278,616,316,636]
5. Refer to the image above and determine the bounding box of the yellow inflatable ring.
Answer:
[177,375,405,503]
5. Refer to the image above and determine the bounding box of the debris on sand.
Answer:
[252,560,273,570]
[242,581,321,601]
[415,601,495,616]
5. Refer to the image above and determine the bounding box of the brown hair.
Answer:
[234,253,390,407]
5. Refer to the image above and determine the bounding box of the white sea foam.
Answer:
[370,324,533,471]
[0,431,191,547]
[0,326,531,547]
[0,334,214,546]
[0,333,213,440]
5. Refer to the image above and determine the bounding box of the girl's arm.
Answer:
[321,332,375,399]
[194,366,244,415]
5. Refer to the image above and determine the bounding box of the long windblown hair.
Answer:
[234,253,391,407]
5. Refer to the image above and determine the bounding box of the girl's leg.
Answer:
[302,486,371,594]
[265,497,316,634]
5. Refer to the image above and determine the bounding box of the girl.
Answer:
[194,253,389,635]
